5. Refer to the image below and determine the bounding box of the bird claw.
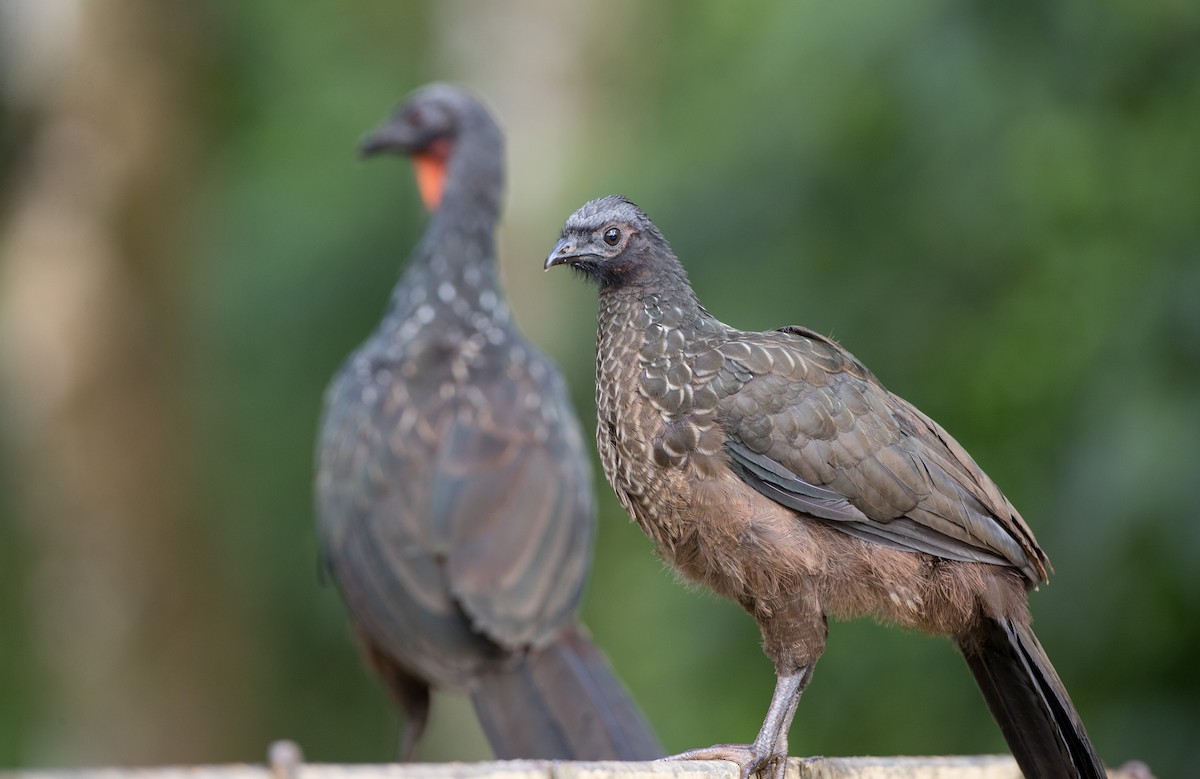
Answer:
[659,743,787,779]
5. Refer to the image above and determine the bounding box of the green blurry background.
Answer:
[1,1,1197,776]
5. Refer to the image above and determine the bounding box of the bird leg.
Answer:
[661,668,810,779]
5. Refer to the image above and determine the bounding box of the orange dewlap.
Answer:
[413,139,452,211]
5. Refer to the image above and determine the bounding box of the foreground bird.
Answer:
[545,195,1105,779]
[315,88,661,761]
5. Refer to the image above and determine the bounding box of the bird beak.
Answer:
[359,133,393,158]
[359,124,412,158]
[545,238,581,270]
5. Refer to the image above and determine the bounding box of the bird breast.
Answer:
[594,293,728,556]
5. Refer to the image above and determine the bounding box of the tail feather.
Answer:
[958,616,1105,779]
[471,623,664,760]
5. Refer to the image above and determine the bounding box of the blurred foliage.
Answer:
[2,0,1198,777]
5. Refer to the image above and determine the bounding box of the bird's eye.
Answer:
[603,227,622,246]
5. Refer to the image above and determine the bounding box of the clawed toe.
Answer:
[658,744,753,764]
[658,744,786,779]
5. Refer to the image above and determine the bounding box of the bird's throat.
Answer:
[414,139,452,211]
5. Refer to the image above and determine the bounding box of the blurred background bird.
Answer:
[0,1,1196,775]
[315,84,661,761]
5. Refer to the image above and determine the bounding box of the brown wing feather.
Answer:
[708,326,1048,585]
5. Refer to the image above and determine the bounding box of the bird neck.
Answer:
[433,116,505,234]
[379,215,510,340]
[383,116,508,320]
[402,220,503,288]
[596,251,708,333]
[381,224,510,336]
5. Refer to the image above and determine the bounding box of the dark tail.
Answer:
[958,616,1105,779]
[471,622,664,760]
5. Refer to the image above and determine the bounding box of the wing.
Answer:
[433,353,595,647]
[705,326,1048,585]
[316,348,500,684]
[316,334,594,685]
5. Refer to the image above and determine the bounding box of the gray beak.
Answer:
[359,123,415,158]
[544,237,580,270]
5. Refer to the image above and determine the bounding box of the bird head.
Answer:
[545,195,672,288]
[360,83,497,212]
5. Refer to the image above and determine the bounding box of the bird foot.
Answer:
[659,743,788,779]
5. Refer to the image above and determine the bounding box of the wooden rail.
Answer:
[0,743,1154,779]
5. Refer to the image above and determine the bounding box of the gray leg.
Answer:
[661,667,811,779]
